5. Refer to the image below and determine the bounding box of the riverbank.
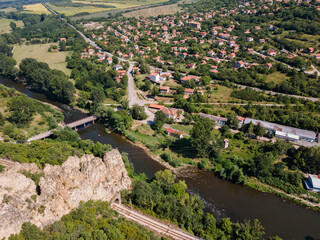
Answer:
[1,75,320,239]
[119,124,320,213]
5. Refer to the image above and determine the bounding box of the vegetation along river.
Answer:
[1,76,320,240]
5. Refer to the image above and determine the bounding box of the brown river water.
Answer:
[1,76,320,240]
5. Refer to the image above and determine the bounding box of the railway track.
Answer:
[112,204,201,240]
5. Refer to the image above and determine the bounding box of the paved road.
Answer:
[305,64,320,76]
[112,203,201,240]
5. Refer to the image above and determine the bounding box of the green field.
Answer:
[0,7,17,13]
[265,71,289,84]
[47,2,107,16]
[171,124,192,134]
[0,18,24,34]
[13,43,71,75]
[23,3,51,14]
[209,85,235,103]
[47,0,169,16]
[70,0,178,19]
[123,1,181,17]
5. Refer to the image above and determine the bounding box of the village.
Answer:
[72,0,320,150]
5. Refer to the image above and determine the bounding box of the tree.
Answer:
[220,125,230,135]
[254,123,266,138]
[91,88,105,104]
[9,22,17,31]
[200,75,211,86]
[59,41,66,51]
[0,112,5,126]
[252,152,275,177]
[226,114,239,129]
[131,104,147,120]
[120,99,129,110]
[140,61,150,74]
[244,122,254,135]
[190,117,215,157]
[173,71,181,81]
[151,85,159,96]
[53,127,79,142]
[7,95,36,125]
[152,110,166,132]
[143,80,152,91]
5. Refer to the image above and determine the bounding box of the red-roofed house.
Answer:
[165,128,183,138]
[149,104,165,110]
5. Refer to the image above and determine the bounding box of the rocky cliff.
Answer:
[0,149,131,239]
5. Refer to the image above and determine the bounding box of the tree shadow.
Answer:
[169,138,198,159]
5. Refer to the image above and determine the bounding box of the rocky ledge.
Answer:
[0,149,131,239]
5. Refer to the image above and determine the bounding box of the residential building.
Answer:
[159,86,170,94]
[161,107,182,119]
[148,104,165,110]
[147,72,160,83]
[165,128,183,138]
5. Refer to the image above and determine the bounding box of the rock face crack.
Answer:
[0,149,131,239]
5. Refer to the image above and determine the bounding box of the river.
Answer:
[1,76,320,240]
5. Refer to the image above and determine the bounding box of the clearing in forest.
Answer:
[0,18,23,34]
[13,43,71,76]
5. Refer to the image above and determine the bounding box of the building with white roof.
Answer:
[243,118,317,142]
[305,175,320,192]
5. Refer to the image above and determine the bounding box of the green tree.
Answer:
[190,117,215,157]
[226,114,239,129]
[7,95,36,125]
[254,123,266,138]
[152,110,166,132]
[0,112,5,126]
[200,75,211,86]
[244,122,254,135]
[131,104,147,120]
[59,41,67,51]
[91,87,105,104]
[53,127,79,142]
[252,152,275,177]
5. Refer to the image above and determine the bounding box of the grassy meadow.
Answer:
[13,43,71,75]
[47,0,170,16]
[46,3,107,16]
[265,71,289,84]
[23,3,51,14]
[0,18,24,34]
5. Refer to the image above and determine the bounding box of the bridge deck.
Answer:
[26,116,98,142]
[66,116,98,129]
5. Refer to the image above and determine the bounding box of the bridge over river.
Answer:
[26,115,98,142]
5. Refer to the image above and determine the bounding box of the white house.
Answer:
[148,72,160,83]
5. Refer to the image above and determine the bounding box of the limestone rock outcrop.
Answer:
[0,149,131,239]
